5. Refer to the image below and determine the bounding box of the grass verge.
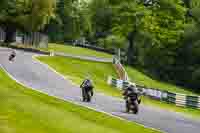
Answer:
[47,43,113,59]
[0,68,159,133]
[125,66,197,95]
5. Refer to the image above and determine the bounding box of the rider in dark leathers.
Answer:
[9,50,16,62]
[123,84,141,114]
[80,79,94,102]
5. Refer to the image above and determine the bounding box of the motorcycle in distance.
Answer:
[9,50,16,62]
[123,84,142,114]
[80,79,94,102]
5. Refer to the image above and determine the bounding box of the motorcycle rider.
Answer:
[123,83,141,114]
[9,50,16,62]
[80,78,94,102]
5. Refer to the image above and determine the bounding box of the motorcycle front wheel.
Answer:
[132,101,139,114]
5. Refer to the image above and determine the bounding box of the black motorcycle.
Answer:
[123,89,141,114]
[80,79,94,102]
[82,86,93,102]
[9,51,16,62]
[125,96,141,114]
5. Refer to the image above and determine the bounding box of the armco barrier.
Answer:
[175,94,186,107]
[107,76,126,89]
[107,76,200,109]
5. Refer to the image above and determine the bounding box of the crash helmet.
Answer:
[128,83,138,93]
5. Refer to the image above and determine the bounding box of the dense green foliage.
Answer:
[45,0,76,42]
[66,0,200,93]
[0,0,56,43]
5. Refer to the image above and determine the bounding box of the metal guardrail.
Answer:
[107,76,200,109]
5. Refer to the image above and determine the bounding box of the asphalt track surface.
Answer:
[0,48,200,133]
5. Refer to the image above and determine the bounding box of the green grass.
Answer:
[48,43,113,59]
[37,56,200,119]
[125,66,196,95]
[37,56,121,97]
[0,69,159,133]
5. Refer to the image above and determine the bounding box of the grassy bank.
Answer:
[125,66,197,95]
[47,43,113,59]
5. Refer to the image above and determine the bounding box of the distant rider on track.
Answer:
[9,50,16,62]
[80,78,94,102]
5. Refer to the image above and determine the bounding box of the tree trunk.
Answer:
[127,31,135,65]
[4,25,16,44]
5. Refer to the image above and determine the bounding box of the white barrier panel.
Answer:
[50,52,55,56]
[162,92,168,99]
[16,36,22,44]
[141,88,164,100]
[176,94,186,107]
[198,97,200,108]
[156,90,162,99]
[117,79,123,89]
[107,76,112,85]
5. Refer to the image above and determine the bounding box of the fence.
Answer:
[107,76,200,109]
[19,32,48,48]
[107,76,130,89]
[113,57,129,81]
[65,39,115,55]
[0,28,48,48]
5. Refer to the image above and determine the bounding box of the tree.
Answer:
[173,0,200,91]
[183,0,191,8]
[0,0,56,43]
[45,0,88,42]
[80,0,113,43]
[111,0,147,64]
[139,0,186,79]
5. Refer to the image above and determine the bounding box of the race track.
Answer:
[0,48,200,133]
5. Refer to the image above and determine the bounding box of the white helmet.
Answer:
[129,83,136,88]
[128,83,138,93]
